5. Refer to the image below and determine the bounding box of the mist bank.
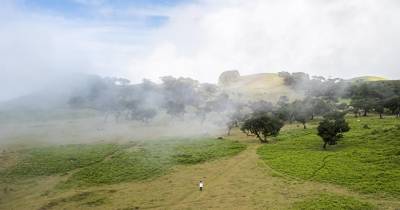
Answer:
[0,70,398,145]
[0,70,394,124]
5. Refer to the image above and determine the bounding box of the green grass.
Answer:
[39,191,108,210]
[0,138,245,188]
[290,193,376,210]
[258,116,400,197]
[173,139,247,164]
[0,144,121,179]
[62,138,245,187]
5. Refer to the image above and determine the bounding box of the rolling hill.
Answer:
[218,70,387,102]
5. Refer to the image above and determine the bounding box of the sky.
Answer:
[0,0,400,101]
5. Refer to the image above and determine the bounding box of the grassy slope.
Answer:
[349,76,387,82]
[220,73,303,102]
[219,72,387,103]
[258,116,400,197]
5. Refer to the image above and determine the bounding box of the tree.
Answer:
[317,112,350,149]
[277,95,289,107]
[241,115,284,143]
[131,108,157,123]
[248,100,274,113]
[161,76,200,117]
[348,83,385,117]
[292,100,312,129]
[385,96,400,117]
[373,99,385,119]
[350,98,375,116]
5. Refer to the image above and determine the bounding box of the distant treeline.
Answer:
[67,73,400,126]
[68,75,233,122]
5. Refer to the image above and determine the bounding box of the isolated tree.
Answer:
[317,112,350,149]
[241,115,284,143]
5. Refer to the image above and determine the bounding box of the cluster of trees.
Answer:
[235,100,350,149]
[235,98,350,149]
[68,75,237,123]
[278,72,400,119]
[231,95,346,147]
[348,81,400,118]
[278,71,348,101]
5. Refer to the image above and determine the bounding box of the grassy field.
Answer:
[290,193,377,210]
[0,138,246,188]
[61,139,246,187]
[0,144,121,179]
[1,116,399,209]
[258,116,400,198]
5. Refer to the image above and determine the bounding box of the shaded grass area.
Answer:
[258,116,400,197]
[0,138,246,187]
[290,193,376,210]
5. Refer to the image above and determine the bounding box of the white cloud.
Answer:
[128,0,400,82]
[0,0,400,101]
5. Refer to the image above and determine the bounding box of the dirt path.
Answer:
[101,140,399,210]
[3,136,399,210]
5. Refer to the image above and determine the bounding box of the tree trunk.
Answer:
[303,123,307,129]
[363,110,367,116]
[262,136,268,143]
[255,132,266,143]
[379,113,383,119]
[323,142,327,150]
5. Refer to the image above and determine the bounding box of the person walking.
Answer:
[199,180,204,191]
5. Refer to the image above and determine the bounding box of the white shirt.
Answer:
[199,182,204,187]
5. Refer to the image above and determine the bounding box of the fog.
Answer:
[1,0,400,102]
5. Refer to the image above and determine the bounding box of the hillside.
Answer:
[218,71,303,102]
[349,76,387,83]
[218,71,388,102]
